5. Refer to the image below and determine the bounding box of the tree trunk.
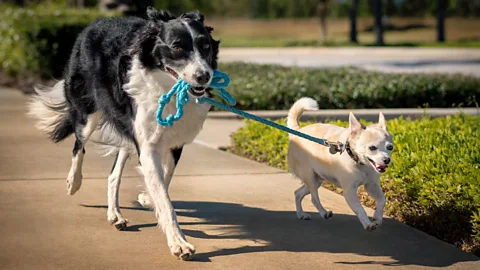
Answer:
[373,0,384,45]
[317,0,330,41]
[437,0,446,42]
[349,0,358,43]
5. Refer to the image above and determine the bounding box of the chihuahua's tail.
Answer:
[287,97,318,130]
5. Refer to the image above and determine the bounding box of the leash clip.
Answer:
[325,140,345,155]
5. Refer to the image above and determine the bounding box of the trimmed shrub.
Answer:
[0,6,108,80]
[218,63,480,110]
[231,114,480,255]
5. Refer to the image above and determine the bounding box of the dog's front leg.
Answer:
[364,182,386,226]
[139,144,195,260]
[343,187,377,231]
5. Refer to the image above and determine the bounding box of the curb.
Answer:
[207,108,480,122]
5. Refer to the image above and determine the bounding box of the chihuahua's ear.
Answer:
[378,112,387,131]
[349,112,362,135]
[181,10,205,24]
[146,7,176,22]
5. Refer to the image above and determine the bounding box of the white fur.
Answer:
[180,21,213,86]
[66,111,101,195]
[121,57,210,259]
[107,149,130,229]
[287,97,319,130]
[287,98,393,231]
[27,81,68,135]
[66,151,84,195]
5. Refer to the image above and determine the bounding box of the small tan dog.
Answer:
[287,98,394,231]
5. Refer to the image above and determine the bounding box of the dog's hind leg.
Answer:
[295,184,311,220]
[107,148,130,230]
[304,174,333,220]
[66,112,100,195]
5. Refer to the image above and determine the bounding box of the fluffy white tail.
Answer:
[27,80,72,142]
[287,97,318,130]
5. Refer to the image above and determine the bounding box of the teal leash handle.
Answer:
[156,70,233,126]
[156,80,190,126]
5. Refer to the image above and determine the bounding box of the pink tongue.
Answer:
[376,164,386,169]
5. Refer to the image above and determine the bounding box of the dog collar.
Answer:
[345,139,363,165]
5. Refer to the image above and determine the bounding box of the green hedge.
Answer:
[231,114,480,255]
[218,63,480,110]
[0,6,108,79]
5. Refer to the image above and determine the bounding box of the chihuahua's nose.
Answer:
[195,70,211,85]
[384,157,391,164]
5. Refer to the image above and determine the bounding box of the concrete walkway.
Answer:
[219,47,480,77]
[1,89,479,269]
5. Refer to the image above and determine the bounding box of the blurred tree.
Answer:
[316,0,330,41]
[437,0,446,42]
[373,0,383,45]
[349,0,358,43]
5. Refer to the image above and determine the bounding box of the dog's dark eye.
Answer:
[202,43,210,50]
[173,46,183,53]
[386,145,394,151]
[369,146,377,151]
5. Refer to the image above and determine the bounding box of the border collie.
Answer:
[28,7,219,260]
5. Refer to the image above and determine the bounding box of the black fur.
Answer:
[47,8,219,159]
[171,146,184,166]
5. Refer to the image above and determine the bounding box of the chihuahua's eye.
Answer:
[386,145,394,151]
[369,146,377,151]
[203,43,210,50]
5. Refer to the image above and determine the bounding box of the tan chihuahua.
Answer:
[287,98,394,231]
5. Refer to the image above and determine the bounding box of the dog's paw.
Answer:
[66,172,82,195]
[372,217,383,226]
[169,235,196,261]
[297,212,311,220]
[364,223,377,232]
[114,219,128,231]
[137,192,153,208]
[108,213,128,231]
[323,210,333,219]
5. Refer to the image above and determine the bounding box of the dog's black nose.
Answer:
[384,157,391,164]
[195,71,211,85]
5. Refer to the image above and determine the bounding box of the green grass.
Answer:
[230,114,480,256]
[218,36,480,48]
[210,17,480,48]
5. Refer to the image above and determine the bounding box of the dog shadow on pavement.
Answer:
[83,201,478,267]
[171,201,478,267]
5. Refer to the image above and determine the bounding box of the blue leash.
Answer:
[157,70,345,154]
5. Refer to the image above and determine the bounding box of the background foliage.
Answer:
[218,63,480,110]
[0,6,106,79]
[2,0,480,18]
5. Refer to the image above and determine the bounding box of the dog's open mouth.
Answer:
[165,67,207,97]
[367,157,388,173]
[166,66,179,79]
[189,87,206,97]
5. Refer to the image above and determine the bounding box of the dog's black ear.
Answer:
[205,26,214,34]
[146,7,176,22]
[181,10,205,24]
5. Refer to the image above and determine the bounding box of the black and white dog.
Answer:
[28,7,219,260]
